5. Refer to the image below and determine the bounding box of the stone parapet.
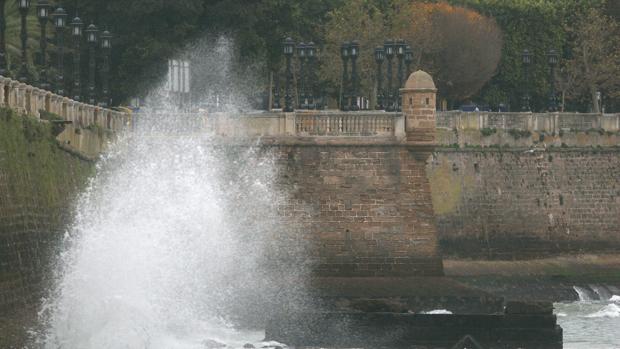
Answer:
[0,75,129,133]
[437,110,620,133]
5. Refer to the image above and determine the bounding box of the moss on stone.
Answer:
[0,107,94,318]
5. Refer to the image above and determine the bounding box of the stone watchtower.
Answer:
[401,70,437,144]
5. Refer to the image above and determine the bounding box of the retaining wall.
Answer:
[428,148,620,259]
[0,108,92,319]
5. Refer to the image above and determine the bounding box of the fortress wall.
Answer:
[428,148,620,259]
[0,108,92,316]
[273,144,444,276]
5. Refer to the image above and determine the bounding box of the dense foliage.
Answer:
[319,1,502,107]
[2,0,619,111]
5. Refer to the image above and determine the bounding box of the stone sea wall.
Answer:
[428,148,620,259]
[0,108,92,317]
[272,144,444,277]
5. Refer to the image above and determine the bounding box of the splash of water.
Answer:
[556,286,620,348]
[34,38,308,349]
[573,286,594,301]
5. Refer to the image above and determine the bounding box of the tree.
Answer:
[320,0,387,106]
[564,7,620,113]
[393,3,503,105]
[448,0,608,111]
[321,1,502,108]
[3,3,46,80]
[608,0,620,21]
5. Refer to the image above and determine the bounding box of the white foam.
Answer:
[573,286,595,301]
[610,295,620,302]
[585,303,620,318]
[259,340,288,348]
[422,309,453,314]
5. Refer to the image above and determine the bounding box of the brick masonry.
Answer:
[0,109,92,316]
[428,148,620,259]
[272,144,444,277]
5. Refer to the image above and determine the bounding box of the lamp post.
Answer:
[36,0,51,89]
[521,49,532,112]
[340,41,350,111]
[306,41,316,109]
[272,69,280,109]
[52,6,67,95]
[17,0,31,83]
[547,49,558,112]
[384,40,395,112]
[99,30,111,107]
[405,45,413,77]
[0,0,7,76]
[297,42,306,109]
[86,23,98,105]
[349,40,359,111]
[70,15,82,101]
[374,47,385,110]
[396,39,406,112]
[283,37,294,112]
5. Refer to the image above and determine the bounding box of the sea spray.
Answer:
[34,38,309,349]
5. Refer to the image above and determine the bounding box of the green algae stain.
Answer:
[427,155,474,216]
[0,108,94,228]
[428,159,461,215]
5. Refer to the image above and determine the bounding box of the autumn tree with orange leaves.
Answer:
[322,1,503,107]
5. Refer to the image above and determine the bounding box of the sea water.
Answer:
[555,287,620,349]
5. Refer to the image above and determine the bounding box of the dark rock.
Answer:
[348,298,409,313]
[505,301,553,315]
[243,344,255,349]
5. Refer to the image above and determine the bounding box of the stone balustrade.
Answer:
[138,110,407,139]
[437,111,620,132]
[140,109,620,140]
[0,75,130,132]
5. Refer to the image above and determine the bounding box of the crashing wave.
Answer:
[422,309,453,314]
[585,304,620,318]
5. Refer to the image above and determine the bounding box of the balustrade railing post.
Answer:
[16,83,27,114]
[25,85,33,115]
[61,97,69,119]
[31,87,41,118]
[9,80,17,108]
[0,77,7,106]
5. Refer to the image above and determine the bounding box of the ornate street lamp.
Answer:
[282,37,295,112]
[374,47,385,110]
[36,0,51,90]
[547,49,559,112]
[86,23,98,105]
[384,40,395,111]
[297,42,306,109]
[340,41,350,111]
[0,0,7,76]
[396,40,406,86]
[395,39,406,112]
[405,45,413,78]
[70,15,83,101]
[521,49,532,112]
[272,68,280,109]
[52,6,67,95]
[306,41,316,109]
[99,29,111,107]
[17,0,31,83]
[349,40,359,111]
